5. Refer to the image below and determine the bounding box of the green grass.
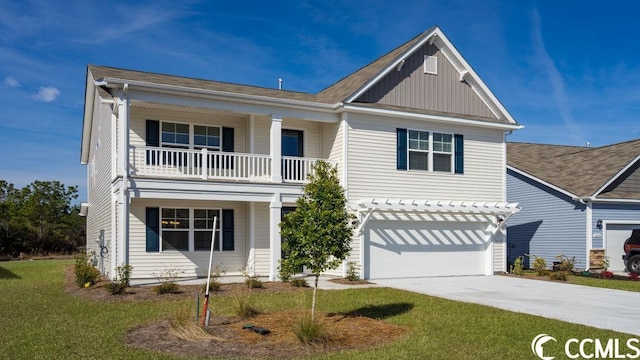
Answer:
[0,260,634,359]
[567,274,640,292]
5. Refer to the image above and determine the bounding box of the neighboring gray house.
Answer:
[507,140,640,271]
[80,26,523,282]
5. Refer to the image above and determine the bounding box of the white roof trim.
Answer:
[344,27,517,124]
[356,198,520,214]
[343,103,522,131]
[592,154,640,197]
[507,165,579,199]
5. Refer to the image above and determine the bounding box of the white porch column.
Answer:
[117,88,130,266]
[248,202,256,276]
[269,196,282,281]
[270,114,282,183]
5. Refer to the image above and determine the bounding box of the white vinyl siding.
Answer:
[322,121,343,184]
[347,113,505,201]
[252,202,271,276]
[128,199,247,279]
[85,94,114,278]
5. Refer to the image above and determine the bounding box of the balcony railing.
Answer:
[130,146,325,183]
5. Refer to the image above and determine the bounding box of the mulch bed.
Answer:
[65,266,409,358]
[328,278,374,285]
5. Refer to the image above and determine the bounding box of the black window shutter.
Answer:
[222,127,234,152]
[146,207,160,252]
[222,209,234,251]
[397,128,407,170]
[454,134,464,174]
[146,120,159,146]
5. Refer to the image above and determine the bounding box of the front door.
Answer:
[282,129,304,181]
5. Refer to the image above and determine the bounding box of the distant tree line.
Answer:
[0,180,85,257]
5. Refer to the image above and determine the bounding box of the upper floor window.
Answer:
[397,128,463,174]
[161,122,189,148]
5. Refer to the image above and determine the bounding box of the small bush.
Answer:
[555,255,576,273]
[345,261,361,281]
[528,255,547,276]
[74,253,101,288]
[115,264,133,287]
[291,312,328,345]
[601,271,614,279]
[202,280,221,293]
[290,278,308,287]
[154,282,180,294]
[106,282,127,295]
[549,271,568,281]
[245,278,263,289]
[511,256,524,276]
[232,291,260,318]
[629,273,639,281]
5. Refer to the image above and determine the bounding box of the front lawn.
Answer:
[0,260,633,359]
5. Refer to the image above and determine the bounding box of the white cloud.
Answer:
[4,76,19,87]
[33,86,60,102]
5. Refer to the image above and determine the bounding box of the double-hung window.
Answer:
[193,209,221,251]
[193,125,221,151]
[408,130,430,170]
[397,128,462,174]
[161,122,190,148]
[161,208,189,251]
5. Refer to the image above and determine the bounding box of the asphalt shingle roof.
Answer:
[507,140,640,198]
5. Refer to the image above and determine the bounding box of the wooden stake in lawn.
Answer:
[199,216,218,326]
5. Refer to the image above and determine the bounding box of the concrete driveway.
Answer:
[374,275,640,335]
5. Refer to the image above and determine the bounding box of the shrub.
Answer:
[114,264,133,287]
[511,256,524,276]
[291,312,328,345]
[106,281,127,295]
[555,255,576,273]
[629,273,639,281]
[290,278,308,287]
[232,291,260,318]
[601,271,614,279]
[202,264,226,293]
[202,280,221,293]
[74,253,101,288]
[528,255,547,276]
[152,268,183,295]
[345,261,361,281]
[245,277,263,289]
[602,256,611,272]
[549,271,568,281]
[154,282,180,294]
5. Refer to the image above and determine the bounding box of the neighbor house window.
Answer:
[161,208,189,251]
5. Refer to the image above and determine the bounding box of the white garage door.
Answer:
[605,224,640,272]
[364,220,490,279]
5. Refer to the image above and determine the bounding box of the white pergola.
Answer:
[354,198,521,235]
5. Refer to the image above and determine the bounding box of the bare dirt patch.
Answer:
[125,311,408,359]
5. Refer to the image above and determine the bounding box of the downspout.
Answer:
[120,84,130,266]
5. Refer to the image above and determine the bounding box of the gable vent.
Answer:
[424,55,437,75]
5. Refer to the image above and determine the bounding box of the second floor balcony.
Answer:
[130,146,324,184]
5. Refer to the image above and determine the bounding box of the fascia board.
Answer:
[507,165,579,199]
[343,104,522,131]
[80,70,95,164]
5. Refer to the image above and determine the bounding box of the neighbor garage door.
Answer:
[364,220,490,279]
[605,224,640,272]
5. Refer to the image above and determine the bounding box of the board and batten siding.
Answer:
[85,96,114,277]
[128,199,251,280]
[346,113,504,201]
[356,43,495,119]
[592,203,640,249]
[506,169,587,269]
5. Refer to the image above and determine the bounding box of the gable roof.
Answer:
[507,140,640,199]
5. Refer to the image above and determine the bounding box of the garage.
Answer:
[363,220,489,279]
[605,223,640,272]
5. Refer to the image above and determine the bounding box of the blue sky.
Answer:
[1,0,639,202]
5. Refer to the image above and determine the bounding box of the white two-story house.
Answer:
[81,26,522,282]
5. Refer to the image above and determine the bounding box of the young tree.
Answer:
[279,160,355,321]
